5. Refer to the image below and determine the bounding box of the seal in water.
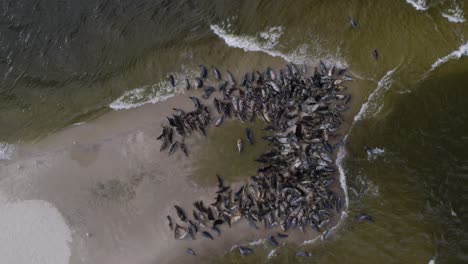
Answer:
[373,49,379,60]
[347,16,358,29]
[168,74,176,87]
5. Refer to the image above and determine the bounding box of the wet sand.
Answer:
[0,66,366,264]
[0,95,316,264]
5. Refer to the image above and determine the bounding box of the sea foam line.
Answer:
[210,25,288,61]
[442,2,466,23]
[354,66,399,121]
[0,142,16,161]
[301,136,350,246]
[110,86,176,111]
[267,248,278,259]
[210,24,348,69]
[109,70,194,110]
[301,133,351,246]
[302,66,402,245]
[405,0,429,11]
[367,147,385,160]
[431,41,468,71]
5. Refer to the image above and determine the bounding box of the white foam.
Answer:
[0,199,72,264]
[442,2,466,23]
[301,65,399,245]
[71,122,85,127]
[109,68,197,111]
[210,25,288,60]
[354,66,399,121]
[405,0,429,11]
[431,41,468,70]
[301,134,351,246]
[229,245,239,252]
[110,86,175,110]
[355,175,380,197]
[0,142,16,160]
[248,238,265,246]
[336,138,350,209]
[301,235,321,245]
[367,147,385,160]
[451,208,458,217]
[210,24,348,69]
[267,248,278,259]
[258,26,284,50]
[428,257,436,264]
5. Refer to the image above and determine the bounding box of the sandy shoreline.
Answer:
[0,64,366,263]
[0,95,325,264]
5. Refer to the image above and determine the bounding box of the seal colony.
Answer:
[157,62,351,257]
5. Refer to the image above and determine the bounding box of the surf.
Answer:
[210,23,348,69]
[431,41,468,71]
[354,66,399,121]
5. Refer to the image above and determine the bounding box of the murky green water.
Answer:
[1,0,468,263]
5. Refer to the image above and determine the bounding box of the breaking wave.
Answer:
[248,238,265,246]
[406,0,465,24]
[336,139,350,210]
[109,70,194,110]
[267,248,278,259]
[210,24,348,69]
[442,1,466,23]
[306,65,402,245]
[301,134,350,246]
[109,85,176,111]
[354,66,399,121]
[0,142,16,160]
[431,41,468,71]
[367,147,385,160]
[405,0,429,11]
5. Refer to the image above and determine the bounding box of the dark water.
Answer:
[1,0,468,263]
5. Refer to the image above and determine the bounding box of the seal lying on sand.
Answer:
[159,63,352,256]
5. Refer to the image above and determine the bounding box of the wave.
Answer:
[442,2,466,23]
[301,235,321,245]
[248,238,265,246]
[301,66,403,245]
[109,71,193,110]
[367,147,385,160]
[109,86,176,111]
[405,0,429,11]
[406,0,465,24]
[336,139,350,210]
[210,24,287,59]
[301,138,350,246]
[354,66,399,121]
[267,248,278,259]
[210,24,348,69]
[0,142,16,160]
[431,41,468,70]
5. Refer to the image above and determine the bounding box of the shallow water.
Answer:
[1,0,468,263]
[192,119,271,186]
